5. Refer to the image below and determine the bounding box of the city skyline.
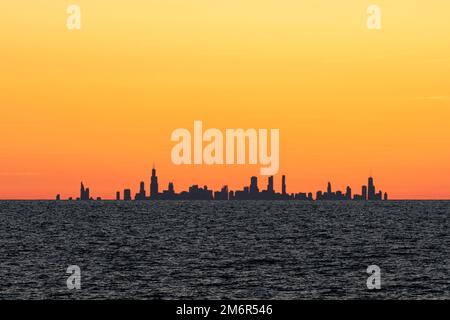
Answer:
[62,167,389,201]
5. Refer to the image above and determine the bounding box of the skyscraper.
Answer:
[282,175,286,195]
[376,191,383,200]
[327,182,332,194]
[136,181,146,200]
[124,189,131,201]
[80,182,86,200]
[80,182,92,200]
[267,176,274,193]
[250,176,259,194]
[368,177,375,200]
[362,185,367,200]
[346,186,352,200]
[221,185,229,200]
[150,166,159,199]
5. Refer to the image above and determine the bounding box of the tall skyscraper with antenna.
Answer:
[150,165,159,199]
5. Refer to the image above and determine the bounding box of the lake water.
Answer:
[0,201,449,299]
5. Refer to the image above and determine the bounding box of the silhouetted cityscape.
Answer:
[62,166,388,201]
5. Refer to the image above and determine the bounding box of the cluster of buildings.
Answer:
[64,166,388,201]
[62,182,101,201]
[315,176,387,201]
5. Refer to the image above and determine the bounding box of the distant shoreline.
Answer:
[1,199,450,202]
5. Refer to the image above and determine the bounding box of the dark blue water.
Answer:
[0,201,449,299]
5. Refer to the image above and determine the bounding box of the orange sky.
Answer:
[1,1,449,199]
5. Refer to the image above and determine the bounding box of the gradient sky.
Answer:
[1,0,449,199]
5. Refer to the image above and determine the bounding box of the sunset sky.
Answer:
[1,1,449,199]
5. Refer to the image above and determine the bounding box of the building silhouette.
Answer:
[123,189,131,201]
[282,175,287,195]
[80,182,91,200]
[346,186,352,200]
[150,166,159,199]
[249,176,259,196]
[214,186,229,200]
[267,176,274,194]
[362,185,367,200]
[135,181,146,200]
[179,185,213,200]
[368,177,376,200]
[68,169,389,202]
